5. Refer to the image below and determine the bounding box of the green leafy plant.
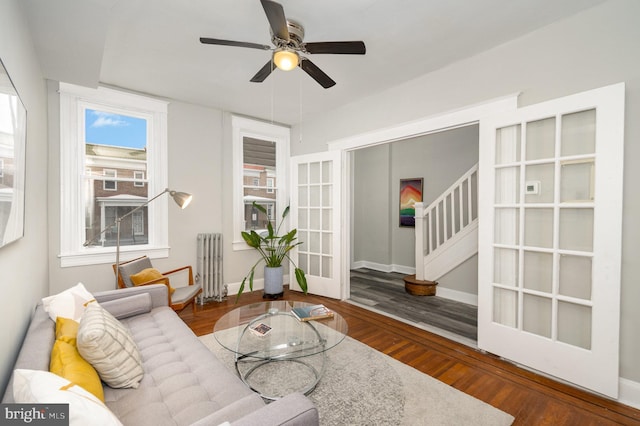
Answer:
[237,202,308,302]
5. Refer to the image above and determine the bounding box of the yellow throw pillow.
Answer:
[55,316,79,341]
[130,267,175,295]
[50,318,105,402]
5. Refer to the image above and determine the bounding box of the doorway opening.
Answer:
[347,124,480,345]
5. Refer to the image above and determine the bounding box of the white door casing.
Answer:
[290,150,342,299]
[478,83,625,398]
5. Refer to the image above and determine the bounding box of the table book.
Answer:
[250,322,272,337]
[291,304,334,322]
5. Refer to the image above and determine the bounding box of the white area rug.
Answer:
[199,333,514,425]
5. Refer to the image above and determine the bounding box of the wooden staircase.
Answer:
[414,164,478,283]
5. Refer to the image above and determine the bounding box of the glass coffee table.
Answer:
[213,300,348,400]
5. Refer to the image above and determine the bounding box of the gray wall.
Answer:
[0,0,50,393]
[292,0,640,384]
[352,125,479,296]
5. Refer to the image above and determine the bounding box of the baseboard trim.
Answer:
[435,286,478,306]
[226,274,291,296]
[351,261,415,275]
[619,377,640,410]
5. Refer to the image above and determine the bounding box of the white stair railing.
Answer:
[415,164,478,281]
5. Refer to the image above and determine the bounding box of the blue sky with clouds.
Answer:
[84,109,147,149]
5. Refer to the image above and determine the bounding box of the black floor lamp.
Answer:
[84,188,193,288]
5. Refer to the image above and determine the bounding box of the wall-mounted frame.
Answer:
[0,58,27,248]
[399,178,423,227]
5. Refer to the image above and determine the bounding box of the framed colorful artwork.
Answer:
[399,178,423,227]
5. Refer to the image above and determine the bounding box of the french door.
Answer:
[289,150,343,299]
[478,83,625,397]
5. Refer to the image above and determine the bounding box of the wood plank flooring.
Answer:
[179,287,640,425]
[349,268,478,342]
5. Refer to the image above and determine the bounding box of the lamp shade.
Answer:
[170,191,193,209]
[273,49,299,71]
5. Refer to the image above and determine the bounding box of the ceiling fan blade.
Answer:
[300,58,336,89]
[200,37,271,50]
[250,61,276,83]
[303,41,366,55]
[260,0,289,41]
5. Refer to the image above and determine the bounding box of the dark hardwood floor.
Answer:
[349,268,478,342]
[179,287,640,425]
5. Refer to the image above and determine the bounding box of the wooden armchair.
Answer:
[113,256,202,313]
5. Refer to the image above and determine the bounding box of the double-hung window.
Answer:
[232,115,289,249]
[59,83,168,267]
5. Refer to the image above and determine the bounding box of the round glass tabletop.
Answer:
[213,300,348,360]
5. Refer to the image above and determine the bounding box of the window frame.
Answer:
[59,83,169,267]
[232,115,289,251]
[133,170,145,187]
[103,169,117,191]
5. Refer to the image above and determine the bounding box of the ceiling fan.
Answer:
[200,0,366,88]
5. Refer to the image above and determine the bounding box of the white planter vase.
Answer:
[263,265,284,299]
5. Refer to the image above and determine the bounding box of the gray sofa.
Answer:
[2,284,319,426]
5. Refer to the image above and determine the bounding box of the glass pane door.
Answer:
[478,83,624,398]
[290,151,342,299]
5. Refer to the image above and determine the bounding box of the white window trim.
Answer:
[232,115,289,251]
[103,169,117,191]
[59,83,169,267]
[134,170,145,187]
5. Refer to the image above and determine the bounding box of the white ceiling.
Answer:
[22,0,606,125]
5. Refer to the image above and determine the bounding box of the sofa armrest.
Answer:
[232,393,319,426]
[93,284,169,309]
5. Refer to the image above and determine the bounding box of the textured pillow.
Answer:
[42,282,95,322]
[130,267,174,295]
[77,303,144,389]
[13,369,122,426]
[50,317,104,401]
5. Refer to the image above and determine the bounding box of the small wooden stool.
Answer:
[403,274,438,296]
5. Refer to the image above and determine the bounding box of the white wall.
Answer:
[0,0,49,393]
[292,0,640,385]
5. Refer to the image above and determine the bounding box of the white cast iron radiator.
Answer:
[196,233,226,302]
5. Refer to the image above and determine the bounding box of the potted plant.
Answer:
[237,202,308,301]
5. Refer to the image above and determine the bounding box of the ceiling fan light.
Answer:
[273,49,299,71]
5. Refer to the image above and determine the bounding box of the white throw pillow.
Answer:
[12,369,122,426]
[77,303,144,389]
[42,282,95,322]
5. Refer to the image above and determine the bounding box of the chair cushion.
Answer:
[42,282,95,322]
[50,317,104,401]
[77,303,144,389]
[118,257,153,288]
[131,268,175,295]
[12,369,122,426]
[171,284,202,305]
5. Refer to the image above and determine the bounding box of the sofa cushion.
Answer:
[100,293,153,320]
[12,369,122,426]
[104,307,265,426]
[50,317,104,401]
[77,303,144,389]
[42,282,95,322]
